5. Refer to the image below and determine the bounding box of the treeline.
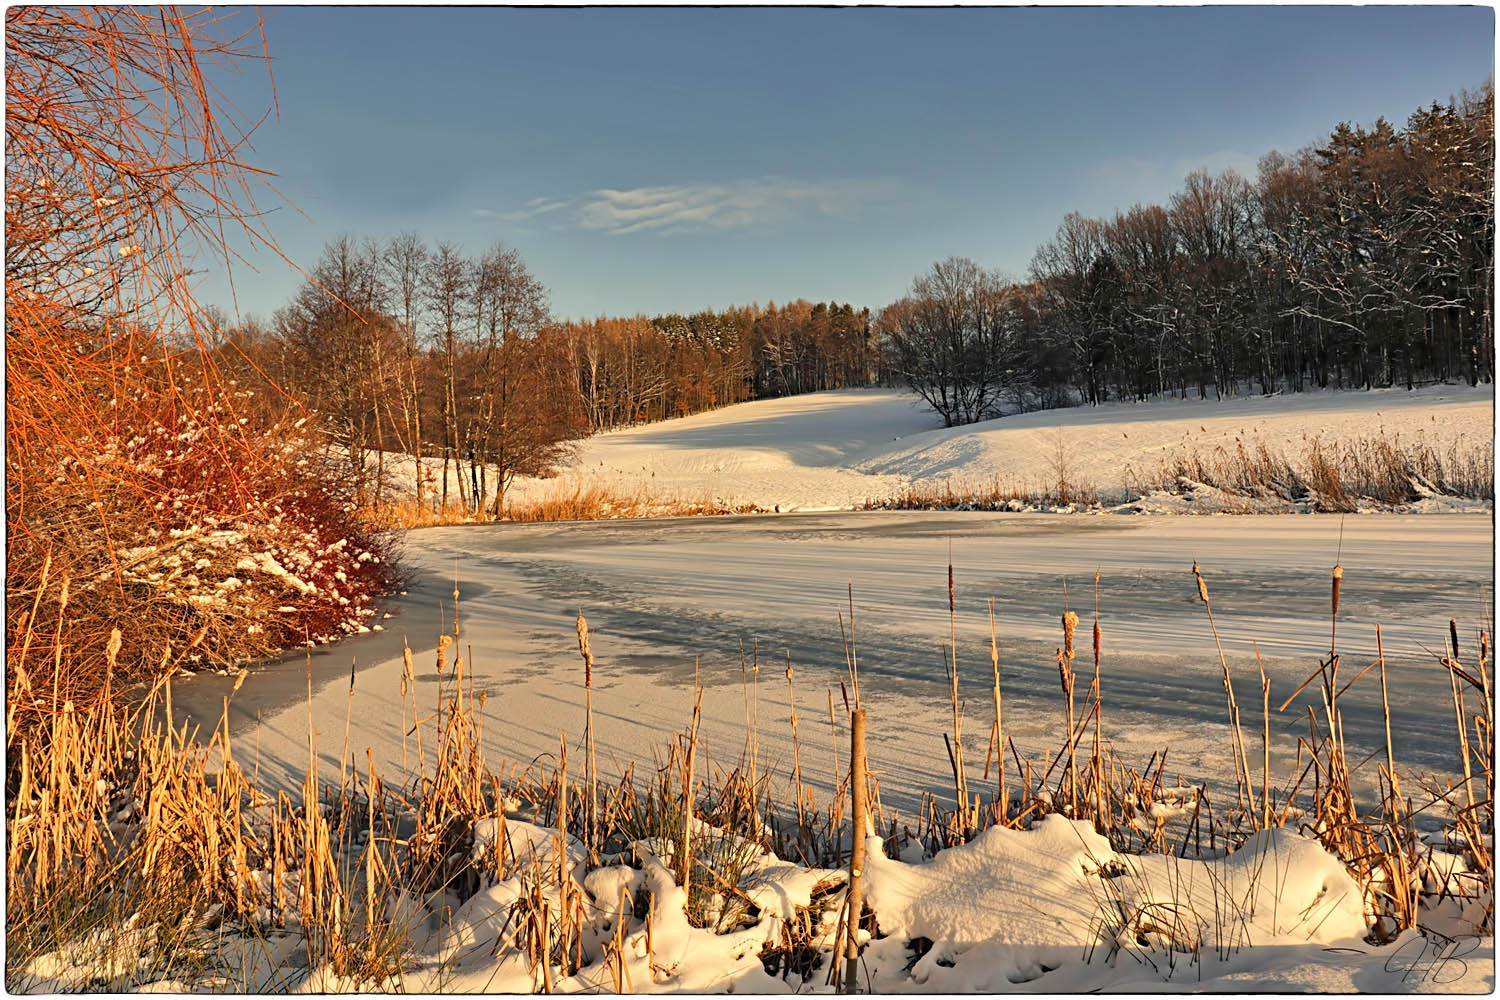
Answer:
[883,86,1494,425]
[220,239,880,514]
[567,300,878,431]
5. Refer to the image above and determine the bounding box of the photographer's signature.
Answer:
[1383,935,1483,985]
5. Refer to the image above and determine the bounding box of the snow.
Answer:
[179,509,1492,824]
[862,814,1115,956]
[486,383,1491,513]
[854,819,1380,991]
[27,804,1485,993]
[142,384,1496,994]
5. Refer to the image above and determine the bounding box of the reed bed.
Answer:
[6,556,1493,992]
[362,479,763,530]
[1148,433,1495,510]
[868,433,1493,514]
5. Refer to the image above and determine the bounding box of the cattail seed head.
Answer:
[1449,618,1460,660]
[576,614,593,686]
[1331,565,1343,619]
[1062,611,1079,660]
[1193,562,1209,604]
[105,627,122,670]
[1093,621,1101,664]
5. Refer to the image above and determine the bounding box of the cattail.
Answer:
[1449,618,1460,660]
[1193,562,1209,604]
[436,634,452,674]
[1062,611,1079,661]
[576,613,599,851]
[576,614,593,687]
[104,628,122,671]
[1331,564,1343,620]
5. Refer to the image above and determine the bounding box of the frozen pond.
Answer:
[174,512,1493,816]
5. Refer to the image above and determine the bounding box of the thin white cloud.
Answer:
[504,176,898,235]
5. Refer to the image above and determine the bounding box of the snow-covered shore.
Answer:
[476,383,1492,513]
[144,384,1495,995]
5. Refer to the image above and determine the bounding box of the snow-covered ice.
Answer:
[176,511,1491,820]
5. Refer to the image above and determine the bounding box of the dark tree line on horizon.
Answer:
[213,85,1493,501]
[886,86,1494,425]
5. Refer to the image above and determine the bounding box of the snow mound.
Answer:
[864,814,1113,950]
[1118,827,1369,949]
[857,817,1378,992]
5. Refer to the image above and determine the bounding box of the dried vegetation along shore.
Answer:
[867,433,1494,514]
[6,559,1493,991]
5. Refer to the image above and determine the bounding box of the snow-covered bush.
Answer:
[8,349,398,705]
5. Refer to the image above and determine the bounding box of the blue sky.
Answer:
[200,5,1493,323]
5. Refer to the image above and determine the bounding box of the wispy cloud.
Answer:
[498,176,898,235]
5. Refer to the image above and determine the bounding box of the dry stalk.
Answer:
[844,708,869,994]
[987,599,1006,821]
[947,553,969,827]
[576,613,599,853]
[1193,562,1253,817]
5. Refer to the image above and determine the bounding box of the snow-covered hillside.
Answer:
[497,384,1492,513]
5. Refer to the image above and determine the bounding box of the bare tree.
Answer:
[382,232,428,502]
[424,242,469,510]
[274,235,397,501]
[883,258,1025,426]
[468,241,550,515]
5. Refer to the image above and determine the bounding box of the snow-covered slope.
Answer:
[513,388,930,511]
[503,384,1493,512]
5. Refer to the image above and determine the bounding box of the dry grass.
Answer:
[1145,434,1494,510]
[7,556,1493,991]
[867,476,1098,513]
[362,478,765,529]
[871,433,1493,513]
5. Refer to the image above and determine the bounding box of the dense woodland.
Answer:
[887,86,1495,424]
[220,85,1494,499]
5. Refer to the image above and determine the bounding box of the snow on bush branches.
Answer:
[9,354,397,698]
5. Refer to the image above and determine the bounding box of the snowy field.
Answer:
[480,383,1492,512]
